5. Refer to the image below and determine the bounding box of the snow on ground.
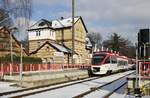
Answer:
[0,81,22,93]
[83,76,127,98]
[24,71,134,98]
[109,84,127,98]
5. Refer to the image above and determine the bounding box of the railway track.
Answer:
[73,73,129,98]
[0,76,103,98]
[103,82,127,98]
[1,71,134,98]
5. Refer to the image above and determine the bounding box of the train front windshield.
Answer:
[92,54,107,65]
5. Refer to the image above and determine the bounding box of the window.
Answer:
[46,46,50,51]
[50,31,51,36]
[117,60,128,66]
[92,54,106,65]
[36,31,41,36]
[67,20,71,22]
[51,32,53,36]
[105,57,110,64]
[37,41,41,48]
[111,56,117,64]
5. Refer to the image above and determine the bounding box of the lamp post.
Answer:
[8,27,18,76]
[72,0,75,64]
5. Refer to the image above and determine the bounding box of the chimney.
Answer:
[60,17,64,20]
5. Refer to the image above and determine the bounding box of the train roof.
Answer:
[93,51,128,59]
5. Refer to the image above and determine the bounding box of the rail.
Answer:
[0,77,99,98]
[103,82,127,98]
[73,72,133,98]
[0,71,134,98]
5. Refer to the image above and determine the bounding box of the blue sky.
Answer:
[1,0,150,44]
[31,0,71,21]
[30,0,150,44]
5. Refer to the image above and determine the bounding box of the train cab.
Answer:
[91,51,130,75]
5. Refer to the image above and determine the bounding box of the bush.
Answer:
[0,55,42,64]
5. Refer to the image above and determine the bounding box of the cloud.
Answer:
[74,0,150,44]
[13,17,37,40]
[31,0,150,44]
[33,0,71,6]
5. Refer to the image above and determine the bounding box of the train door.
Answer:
[110,55,117,72]
[103,56,111,71]
[117,58,124,70]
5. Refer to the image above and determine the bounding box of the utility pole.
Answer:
[135,44,139,89]
[9,31,13,76]
[20,43,23,85]
[72,0,75,64]
[135,43,141,98]
[8,27,18,76]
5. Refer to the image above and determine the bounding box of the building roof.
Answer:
[50,42,72,53]
[30,41,73,55]
[0,26,29,56]
[0,26,3,28]
[28,19,55,31]
[52,16,80,29]
[28,16,88,33]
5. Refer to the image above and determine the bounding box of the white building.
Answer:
[28,19,56,52]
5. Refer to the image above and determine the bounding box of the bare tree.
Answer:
[0,8,13,27]
[87,32,102,48]
[0,0,32,39]
[103,33,135,58]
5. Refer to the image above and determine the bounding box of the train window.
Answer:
[105,57,110,64]
[92,54,106,65]
[118,60,127,66]
[111,56,117,64]
[112,60,117,64]
[118,60,123,66]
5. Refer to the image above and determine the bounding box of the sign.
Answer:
[73,54,78,59]
[89,54,92,58]
[54,52,64,57]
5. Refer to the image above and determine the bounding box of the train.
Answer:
[91,51,135,75]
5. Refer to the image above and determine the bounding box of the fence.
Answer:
[0,63,91,78]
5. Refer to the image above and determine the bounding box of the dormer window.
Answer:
[67,20,71,23]
[38,22,45,26]
[36,31,41,36]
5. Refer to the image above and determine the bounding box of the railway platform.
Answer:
[2,69,90,88]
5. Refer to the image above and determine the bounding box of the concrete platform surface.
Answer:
[3,69,90,87]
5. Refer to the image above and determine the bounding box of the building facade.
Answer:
[28,19,56,53]
[28,19,72,64]
[0,26,27,57]
[28,16,92,64]
[53,16,92,64]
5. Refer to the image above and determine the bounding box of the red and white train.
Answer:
[91,51,135,75]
